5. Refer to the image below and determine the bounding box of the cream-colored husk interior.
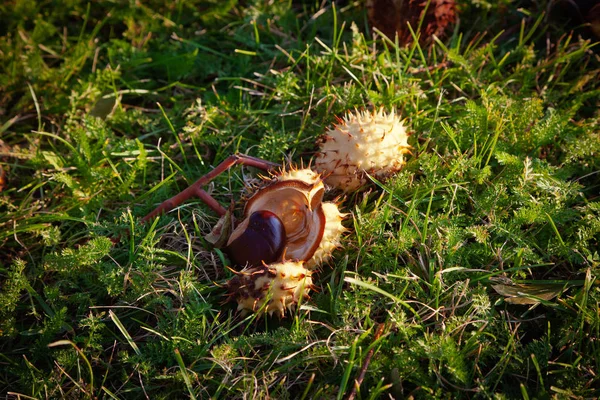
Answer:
[243,183,325,261]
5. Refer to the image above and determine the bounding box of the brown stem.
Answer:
[346,323,386,400]
[141,154,280,223]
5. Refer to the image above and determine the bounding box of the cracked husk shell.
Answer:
[227,167,345,268]
[305,202,346,269]
[227,261,313,316]
[315,109,411,192]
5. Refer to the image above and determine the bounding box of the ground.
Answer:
[1,0,599,398]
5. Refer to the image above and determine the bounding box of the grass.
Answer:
[1,0,599,398]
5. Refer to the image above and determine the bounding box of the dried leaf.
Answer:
[204,209,234,248]
[549,0,600,41]
[492,283,564,305]
[588,4,600,40]
[0,165,6,193]
[367,0,457,45]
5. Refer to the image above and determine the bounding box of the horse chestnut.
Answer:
[225,210,286,267]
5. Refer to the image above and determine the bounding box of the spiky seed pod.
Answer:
[315,109,411,192]
[227,261,313,316]
[276,167,322,185]
[305,202,347,269]
[227,167,345,268]
[276,166,346,268]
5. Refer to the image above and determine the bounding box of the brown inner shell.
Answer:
[227,180,326,263]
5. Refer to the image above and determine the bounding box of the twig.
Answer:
[346,323,386,400]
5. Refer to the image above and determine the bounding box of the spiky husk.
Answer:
[277,167,345,267]
[227,261,313,316]
[315,109,411,192]
[305,202,346,269]
[276,166,322,186]
[229,167,344,267]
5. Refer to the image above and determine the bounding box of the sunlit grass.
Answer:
[1,0,599,398]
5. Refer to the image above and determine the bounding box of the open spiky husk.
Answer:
[227,167,344,267]
[227,261,313,316]
[305,202,346,269]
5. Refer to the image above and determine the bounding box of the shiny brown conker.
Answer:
[225,210,286,267]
